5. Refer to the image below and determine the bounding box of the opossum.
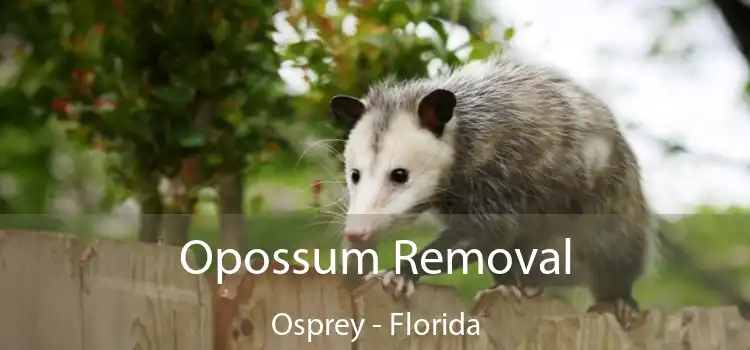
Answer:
[328,56,749,328]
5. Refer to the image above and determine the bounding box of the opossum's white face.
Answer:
[329,89,457,244]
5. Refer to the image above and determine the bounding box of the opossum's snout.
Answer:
[342,167,432,243]
[342,214,412,244]
[344,230,369,243]
[343,199,403,243]
[340,167,418,242]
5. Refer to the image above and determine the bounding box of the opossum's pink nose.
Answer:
[345,231,365,243]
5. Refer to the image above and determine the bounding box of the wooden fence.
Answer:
[0,230,748,350]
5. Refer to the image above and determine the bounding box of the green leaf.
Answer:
[391,13,409,28]
[284,41,309,57]
[212,19,231,44]
[179,131,205,148]
[426,18,449,45]
[503,27,515,41]
[468,39,489,60]
[361,33,388,49]
[151,85,195,106]
[378,0,414,23]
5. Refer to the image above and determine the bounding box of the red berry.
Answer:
[93,23,105,34]
[312,180,322,195]
[51,97,70,114]
[245,18,258,28]
[183,163,197,176]
[110,0,124,13]
[72,69,95,88]
[318,16,333,33]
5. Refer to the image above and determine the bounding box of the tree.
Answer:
[1,0,294,248]
[0,0,503,249]
[278,0,502,156]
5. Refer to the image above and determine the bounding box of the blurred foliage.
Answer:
[0,0,294,219]
[0,0,501,244]
[0,0,747,312]
[276,0,501,153]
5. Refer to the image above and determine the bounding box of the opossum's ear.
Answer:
[418,89,456,137]
[329,95,365,129]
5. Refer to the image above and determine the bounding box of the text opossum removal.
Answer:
[181,238,571,284]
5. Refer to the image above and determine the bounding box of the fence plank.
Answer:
[0,230,84,350]
[471,292,577,349]
[353,279,470,350]
[2,230,749,350]
[523,314,635,350]
[78,238,212,350]
[662,306,750,350]
[213,266,354,350]
[624,309,669,350]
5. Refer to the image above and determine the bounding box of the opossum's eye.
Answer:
[390,168,409,184]
[350,169,361,184]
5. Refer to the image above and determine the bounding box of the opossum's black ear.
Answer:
[329,95,365,129]
[418,89,456,137]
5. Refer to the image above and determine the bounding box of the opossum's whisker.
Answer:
[310,211,344,225]
[302,220,341,229]
[303,180,345,191]
[317,202,347,215]
[317,210,346,221]
[309,180,346,185]
[318,163,347,193]
[318,218,345,239]
[310,193,348,211]
[317,139,346,161]
[295,139,346,170]
[326,196,349,211]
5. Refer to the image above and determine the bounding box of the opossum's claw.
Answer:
[366,268,417,300]
[364,269,387,281]
[586,298,641,330]
[474,284,544,302]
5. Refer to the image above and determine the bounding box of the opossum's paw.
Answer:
[474,284,544,302]
[364,269,416,299]
[586,298,640,330]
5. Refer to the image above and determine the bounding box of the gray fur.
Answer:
[343,56,659,325]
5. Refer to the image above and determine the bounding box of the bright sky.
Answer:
[276,0,750,214]
[489,0,750,214]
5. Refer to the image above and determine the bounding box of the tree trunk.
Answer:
[162,184,196,246]
[160,98,216,246]
[138,175,163,243]
[161,210,193,246]
[138,195,163,243]
[217,173,246,251]
[161,198,195,246]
